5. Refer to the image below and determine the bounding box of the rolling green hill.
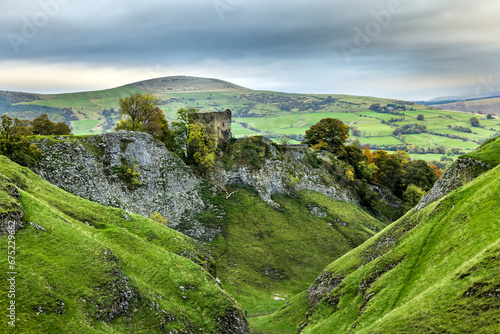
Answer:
[251,136,500,333]
[0,155,248,333]
[3,76,499,162]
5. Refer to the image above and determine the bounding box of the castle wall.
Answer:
[193,109,232,145]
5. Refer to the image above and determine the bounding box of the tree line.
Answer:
[0,114,72,167]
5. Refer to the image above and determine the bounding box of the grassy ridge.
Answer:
[207,186,386,317]
[252,140,500,333]
[0,155,245,333]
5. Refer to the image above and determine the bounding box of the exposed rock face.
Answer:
[0,179,24,235]
[216,307,250,334]
[369,184,402,208]
[32,131,217,241]
[416,157,490,210]
[307,272,344,307]
[92,249,137,323]
[210,145,357,207]
[31,132,356,241]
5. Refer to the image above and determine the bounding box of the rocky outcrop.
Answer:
[93,249,137,323]
[369,184,402,208]
[211,145,357,207]
[216,307,250,334]
[416,157,490,210]
[32,131,217,241]
[306,272,344,307]
[0,178,24,235]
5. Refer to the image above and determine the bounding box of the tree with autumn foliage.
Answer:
[429,164,443,179]
[303,118,350,155]
[117,93,161,131]
[364,145,374,164]
[187,122,216,171]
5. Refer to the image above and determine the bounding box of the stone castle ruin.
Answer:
[192,109,232,145]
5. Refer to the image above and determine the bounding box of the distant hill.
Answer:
[428,90,500,103]
[431,96,500,117]
[127,75,247,94]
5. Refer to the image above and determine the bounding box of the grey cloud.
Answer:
[1,0,500,99]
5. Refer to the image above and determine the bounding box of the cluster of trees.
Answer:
[393,123,428,135]
[382,117,405,124]
[116,93,216,172]
[369,103,406,115]
[361,147,440,197]
[30,114,72,135]
[387,103,407,110]
[447,124,472,133]
[0,115,41,166]
[0,114,73,167]
[302,117,441,211]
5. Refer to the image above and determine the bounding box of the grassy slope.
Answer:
[254,139,500,333]
[464,135,500,166]
[207,186,386,318]
[0,156,244,333]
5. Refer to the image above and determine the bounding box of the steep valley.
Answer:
[1,130,392,333]
[0,129,498,333]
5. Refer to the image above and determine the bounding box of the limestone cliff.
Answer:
[210,144,358,207]
[32,131,217,241]
[32,132,358,240]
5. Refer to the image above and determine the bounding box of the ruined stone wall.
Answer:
[193,109,232,145]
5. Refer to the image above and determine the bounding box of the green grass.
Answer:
[0,155,244,333]
[257,138,500,333]
[463,135,500,166]
[71,119,104,135]
[207,186,386,317]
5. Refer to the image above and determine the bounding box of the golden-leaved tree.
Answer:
[187,122,216,172]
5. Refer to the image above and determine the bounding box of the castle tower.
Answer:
[192,109,232,145]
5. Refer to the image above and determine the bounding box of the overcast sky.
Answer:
[1,0,500,100]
